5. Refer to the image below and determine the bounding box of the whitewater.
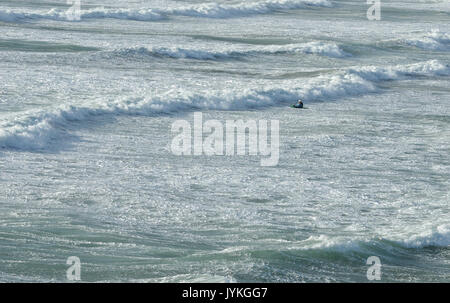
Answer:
[0,0,449,282]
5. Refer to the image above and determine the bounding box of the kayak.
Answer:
[291,104,304,109]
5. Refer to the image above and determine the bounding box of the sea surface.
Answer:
[0,0,449,282]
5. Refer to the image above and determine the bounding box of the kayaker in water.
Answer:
[294,99,303,108]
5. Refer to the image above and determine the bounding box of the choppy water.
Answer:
[0,0,449,282]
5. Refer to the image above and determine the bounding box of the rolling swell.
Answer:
[404,30,450,51]
[0,0,332,23]
[110,42,350,61]
[301,224,450,252]
[0,8,164,22]
[1,60,449,151]
[244,227,450,282]
[0,38,100,52]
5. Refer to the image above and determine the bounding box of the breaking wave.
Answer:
[112,42,350,60]
[165,0,333,18]
[0,8,164,22]
[1,60,449,150]
[301,224,450,252]
[400,224,450,248]
[0,0,332,22]
[404,30,450,51]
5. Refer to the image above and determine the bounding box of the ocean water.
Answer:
[0,0,449,282]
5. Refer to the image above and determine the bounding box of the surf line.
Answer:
[171,112,280,167]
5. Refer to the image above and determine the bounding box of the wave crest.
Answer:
[0,0,332,23]
[400,225,450,248]
[111,42,350,60]
[166,0,332,18]
[1,60,448,151]
[404,30,450,51]
[290,224,450,252]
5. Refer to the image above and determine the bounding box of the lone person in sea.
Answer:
[294,99,304,108]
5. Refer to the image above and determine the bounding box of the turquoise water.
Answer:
[0,0,449,282]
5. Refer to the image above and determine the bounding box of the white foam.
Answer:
[400,225,450,248]
[0,8,164,22]
[1,60,448,151]
[150,274,237,283]
[166,0,332,18]
[404,30,450,51]
[289,225,450,252]
[113,41,350,60]
[0,0,332,23]
[295,234,360,251]
[348,59,450,81]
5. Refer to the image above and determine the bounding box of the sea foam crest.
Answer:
[348,59,450,81]
[165,0,333,18]
[404,30,450,51]
[0,60,448,151]
[292,224,450,253]
[400,224,450,248]
[113,41,350,60]
[0,8,164,22]
[0,0,332,22]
